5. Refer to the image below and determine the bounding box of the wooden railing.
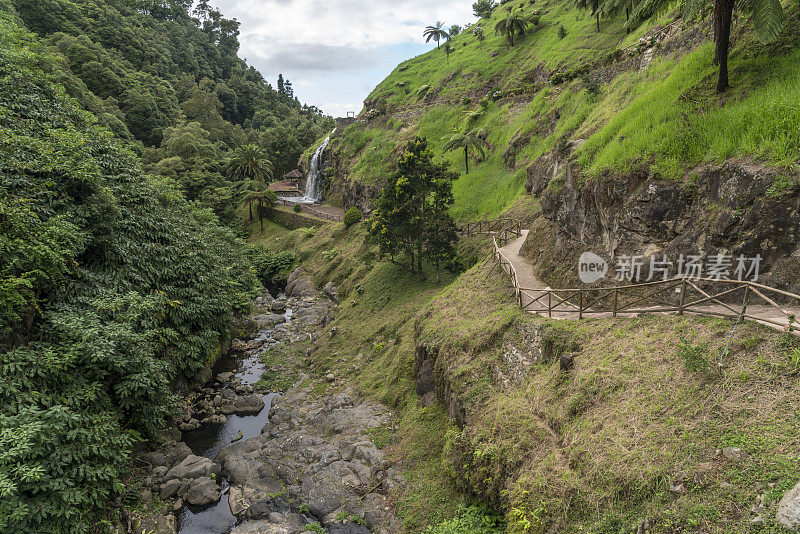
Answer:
[460,218,521,239]
[512,277,800,332]
[474,218,800,334]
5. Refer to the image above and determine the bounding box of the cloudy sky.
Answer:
[211,0,476,116]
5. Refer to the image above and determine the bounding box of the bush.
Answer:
[558,25,567,39]
[293,203,302,212]
[249,246,295,284]
[344,207,363,227]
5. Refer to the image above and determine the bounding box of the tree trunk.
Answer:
[464,147,470,174]
[248,201,253,221]
[259,200,264,231]
[714,0,734,92]
[596,12,600,32]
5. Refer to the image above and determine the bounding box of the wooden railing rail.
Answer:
[474,218,800,334]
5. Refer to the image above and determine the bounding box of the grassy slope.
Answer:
[246,215,800,532]
[330,0,800,222]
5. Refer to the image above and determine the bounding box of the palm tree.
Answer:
[625,0,783,93]
[228,144,272,181]
[443,42,455,64]
[424,21,450,50]
[706,0,783,92]
[576,0,602,32]
[442,132,489,174]
[494,11,529,46]
[239,179,267,221]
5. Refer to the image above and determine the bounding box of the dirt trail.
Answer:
[494,229,800,334]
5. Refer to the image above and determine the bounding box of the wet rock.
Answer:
[164,455,221,482]
[231,339,248,353]
[185,476,221,507]
[254,314,287,329]
[270,301,288,314]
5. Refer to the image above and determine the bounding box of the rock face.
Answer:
[216,387,403,533]
[778,481,800,529]
[286,267,319,298]
[532,159,800,291]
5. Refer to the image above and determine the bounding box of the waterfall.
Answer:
[304,133,333,202]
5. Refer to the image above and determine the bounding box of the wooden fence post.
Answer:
[579,290,584,320]
[548,292,552,318]
[678,278,687,315]
[741,284,750,317]
[612,287,618,317]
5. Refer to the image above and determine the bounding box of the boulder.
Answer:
[159,478,181,499]
[286,268,318,298]
[230,513,305,534]
[227,477,284,517]
[132,512,176,534]
[185,476,221,507]
[363,493,401,534]
[301,461,362,518]
[778,481,800,529]
[271,301,288,314]
[164,442,192,468]
[164,455,221,482]
[231,339,247,353]
[142,452,167,467]
[322,282,339,302]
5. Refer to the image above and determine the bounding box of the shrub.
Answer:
[249,245,294,284]
[558,25,567,39]
[293,203,302,212]
[344,207,363,227]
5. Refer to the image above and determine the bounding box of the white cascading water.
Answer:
[303,135,330,202]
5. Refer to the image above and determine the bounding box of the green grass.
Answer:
[330,0,800,223]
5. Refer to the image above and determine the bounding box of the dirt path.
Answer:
[495,230,800,334]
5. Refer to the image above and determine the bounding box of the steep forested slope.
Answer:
[0,3,263,531]
[10,0,334,227]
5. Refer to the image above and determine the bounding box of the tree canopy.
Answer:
[367,138,459,282]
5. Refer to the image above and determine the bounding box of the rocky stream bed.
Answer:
[132,269,404,534]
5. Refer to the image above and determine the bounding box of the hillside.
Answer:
[10,0,334,228]
[243,212,800,533]
[318,0,800,289]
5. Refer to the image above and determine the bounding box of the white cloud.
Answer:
[212,0,475,115]
[217,0,473,72]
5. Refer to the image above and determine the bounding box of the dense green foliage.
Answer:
[343,207,363,227]
[423,505,505,533]
[9,0,334,228]
[249,246,295,285]
[368,138,459,282]
[0,5,259,531]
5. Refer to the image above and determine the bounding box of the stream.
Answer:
[176,306,291,534]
